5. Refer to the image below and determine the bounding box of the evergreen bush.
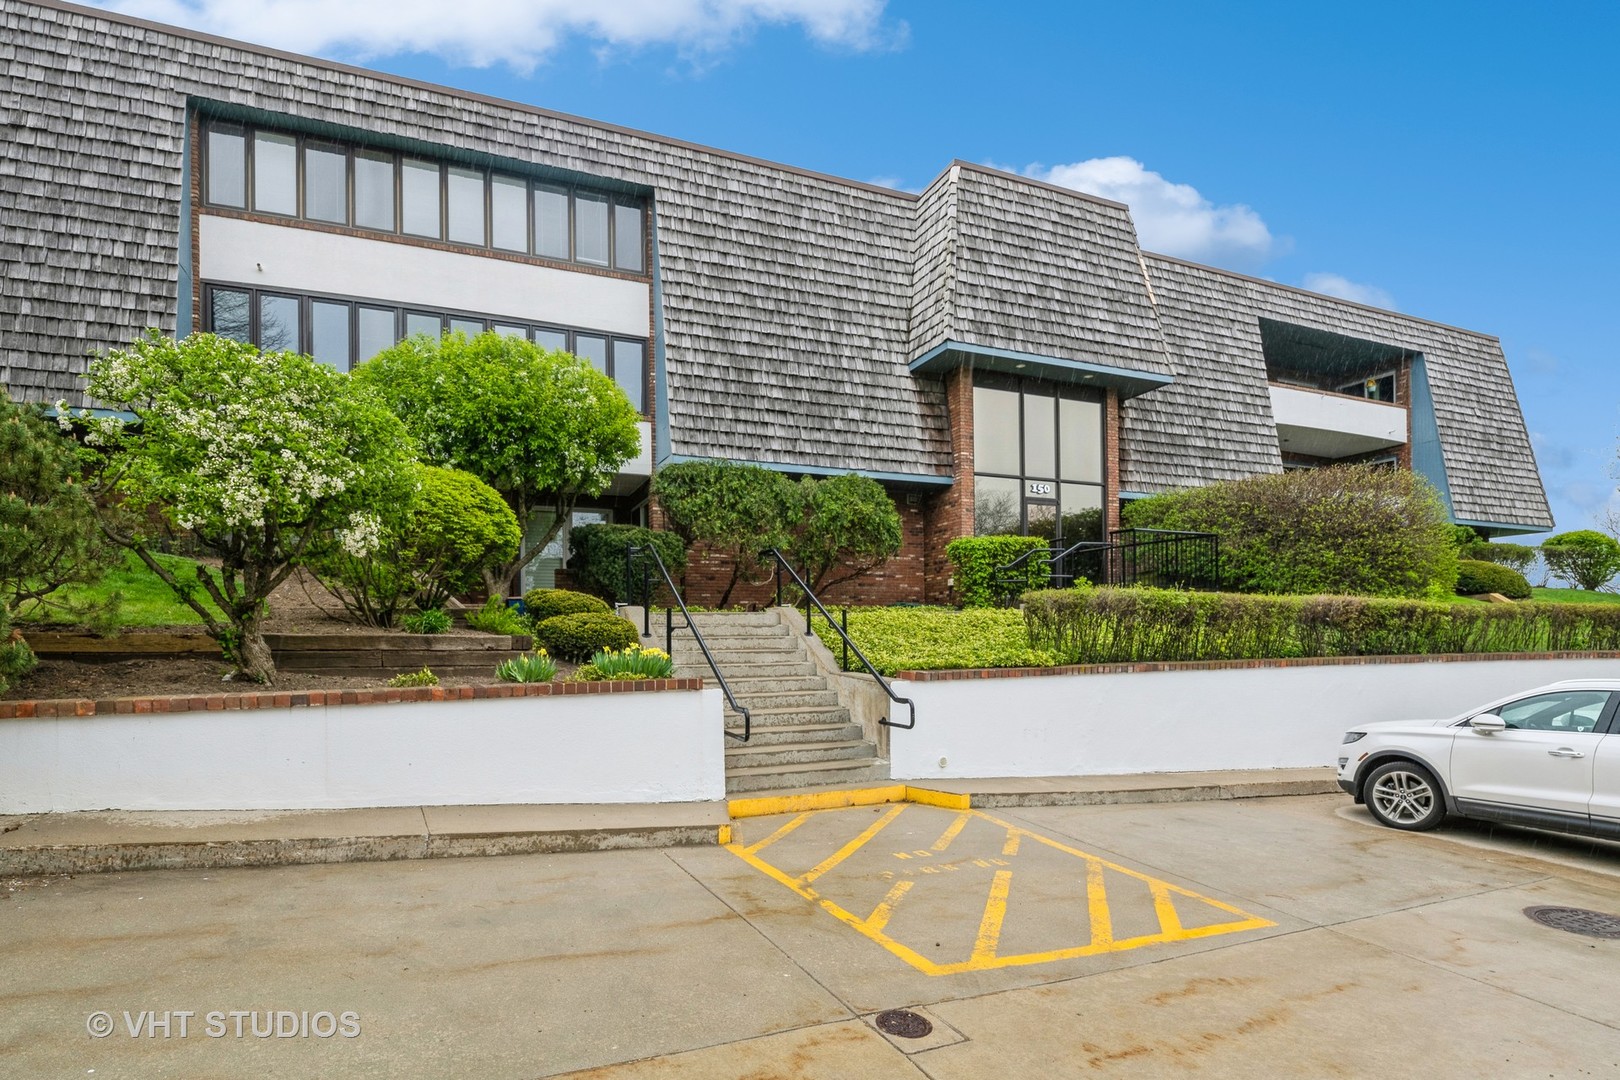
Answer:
[1455,559,1532,599]
[523,587,611,622]
[945,535,1049,608]
[1541,530,1620,591]
[569,524,686,604]
[534,611,638,661]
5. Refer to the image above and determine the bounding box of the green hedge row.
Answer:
[837,606,1052,675]
[1022,587,1620,665]
[945,535,1049,608]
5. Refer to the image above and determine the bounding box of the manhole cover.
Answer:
[1524,906,1620,939]
[874,1009,933,1039]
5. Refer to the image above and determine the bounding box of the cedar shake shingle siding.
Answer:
[2,0,1551,532]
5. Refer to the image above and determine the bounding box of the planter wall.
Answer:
[0,683,724,813]
[890,654,1620,780]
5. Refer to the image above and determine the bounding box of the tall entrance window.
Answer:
[972,379,1104,541]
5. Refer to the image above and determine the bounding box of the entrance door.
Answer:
[1024,498,1058,542]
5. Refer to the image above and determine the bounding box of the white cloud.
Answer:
[1301,272,1396,311]
[1023,156,1275,265]
[91,0,900,72]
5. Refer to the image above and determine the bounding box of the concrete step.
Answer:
[705,660,817,679]
[684,611,783,628]
[724,721,866,747]
[725,739,877,769]
[728,688,841,710]
[723,704,851,728]
[671,638,804,655]
[722,675,831,694]
[671,623,790,641]
[725,757,892,794]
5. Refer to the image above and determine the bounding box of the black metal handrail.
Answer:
[990,528,1221,601]
[762,548,916,731]
[626,543,752,742]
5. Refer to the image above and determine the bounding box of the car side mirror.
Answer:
[1471,714,1507,734]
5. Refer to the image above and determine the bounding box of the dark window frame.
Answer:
[971,376,1106,538]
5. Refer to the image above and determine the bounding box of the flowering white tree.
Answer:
[86,332,418,682]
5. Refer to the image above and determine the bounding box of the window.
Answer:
[1491,692,1611,733]
[1337,372,1397,402]
[210,287,250,341]
[448,317,484,338]
[252,131,297,216]
[203,122,651,272]
[356,306,397,364]
[257,293,301,353]
[534,327,568,353]
[404,311,443,338]
[612,339,645,412]
[972,379,1105,539]
[310,299,352,371]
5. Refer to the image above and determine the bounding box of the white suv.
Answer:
[1338,679,1620,836]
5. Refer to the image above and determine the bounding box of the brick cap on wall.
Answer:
[0,678,705,719]
[895,652,1620,682]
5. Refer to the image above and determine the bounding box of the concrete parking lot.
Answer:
[8,793,1620,1078]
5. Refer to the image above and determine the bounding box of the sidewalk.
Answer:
[0,767,1338,875]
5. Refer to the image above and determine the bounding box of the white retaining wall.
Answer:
[890,657,1620,780]
[0,689,725,814]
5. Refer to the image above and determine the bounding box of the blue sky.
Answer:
[104,0,1618,538]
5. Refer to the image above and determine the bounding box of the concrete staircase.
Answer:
[665,610,888,794]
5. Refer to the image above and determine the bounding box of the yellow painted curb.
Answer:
[717,824,733,845]
[726,784,971,821]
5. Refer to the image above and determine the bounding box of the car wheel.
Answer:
[1364,760,1446,831]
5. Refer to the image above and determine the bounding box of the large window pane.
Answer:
[353,150,395,231]
[209,288,250,341]
[446,166,485,245]
[974,476,1022,536]
[310,300,352,371]
[401,158,440,238]
[574,334,607,372]
[258,294,301,353]
[973,386,1021,475]
[493,323,528,340]
[612,339,645,412]
[448,317,484,338]
[252,131,297,216]
[404,311,442,339]
[1023,392,1056,480]
[356,306,397,363]
[534,327,568,353]
[206,127,245,208]
[491,175,527,252]
[575,191,609,265]
[1060,483,1104,542]
[1059,397,1103,483]
[304,142,346,223]
[613,201,644,271]
[534,184,569,259]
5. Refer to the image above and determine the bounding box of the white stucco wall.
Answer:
[0,689,724,813]
[890,658,1620,780]
[200,215,650,337]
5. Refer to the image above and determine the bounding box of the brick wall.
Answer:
[923,366,975,604]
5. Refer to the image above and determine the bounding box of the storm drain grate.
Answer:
[874,1010,933,1039]
[1523,906,1620,940]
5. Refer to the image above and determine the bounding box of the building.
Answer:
[1,0,1553,605]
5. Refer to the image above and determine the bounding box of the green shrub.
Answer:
[569,524,686,605]
[465,595,531,636]
[1541,530,1620,591]
[387,666,439,687]
[652,460,801,607]
[1022,587,1620,664]
[523,588,611,622]
[840,606,1053,675]
[787,473,903,593]
[945,535,1050,608]
[401,607,451,634]
[575,643,675,680]
[496,651,557,683]
[1123,465,1457,599]
[1455,559,1532,599]
[0,607,38,693]
[1461,541,1537,575]
[534,611,638,661]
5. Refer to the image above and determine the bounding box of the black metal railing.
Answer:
[991,528,1221,604]
[762,548,915,730]
[626,543,752,742]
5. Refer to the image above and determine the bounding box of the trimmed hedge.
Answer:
[945,535,1049,608]
[1461,541,1537,575]
[839,606,1053,675]
[1455,559,1532,599]
[569,524,686,605]
[534,611,639,661]
[1023,587,1620,665]
[522,588,610,623]
[1122,465,1457,599]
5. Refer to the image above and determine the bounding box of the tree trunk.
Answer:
[233,618,277,684]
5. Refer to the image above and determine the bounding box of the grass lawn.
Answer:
[15,550,224,628]
[1530,587,1620,605]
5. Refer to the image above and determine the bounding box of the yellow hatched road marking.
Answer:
[726,805,1276,977]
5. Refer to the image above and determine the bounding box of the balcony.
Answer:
[1269,384,1406,459]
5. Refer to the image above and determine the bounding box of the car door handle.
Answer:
[1548,748,1586,758]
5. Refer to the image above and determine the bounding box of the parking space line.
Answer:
[1085,857,1114,948]
[743,812,811,856]
[930,810,971,853]
[1150,880,1184,935]
[800,804,907,885]
[970,869,1013,962]
[865,878,914,932]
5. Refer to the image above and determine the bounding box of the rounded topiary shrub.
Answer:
[534,611,638,661]
[522,587,610,622]
[1455,559,1532,599]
